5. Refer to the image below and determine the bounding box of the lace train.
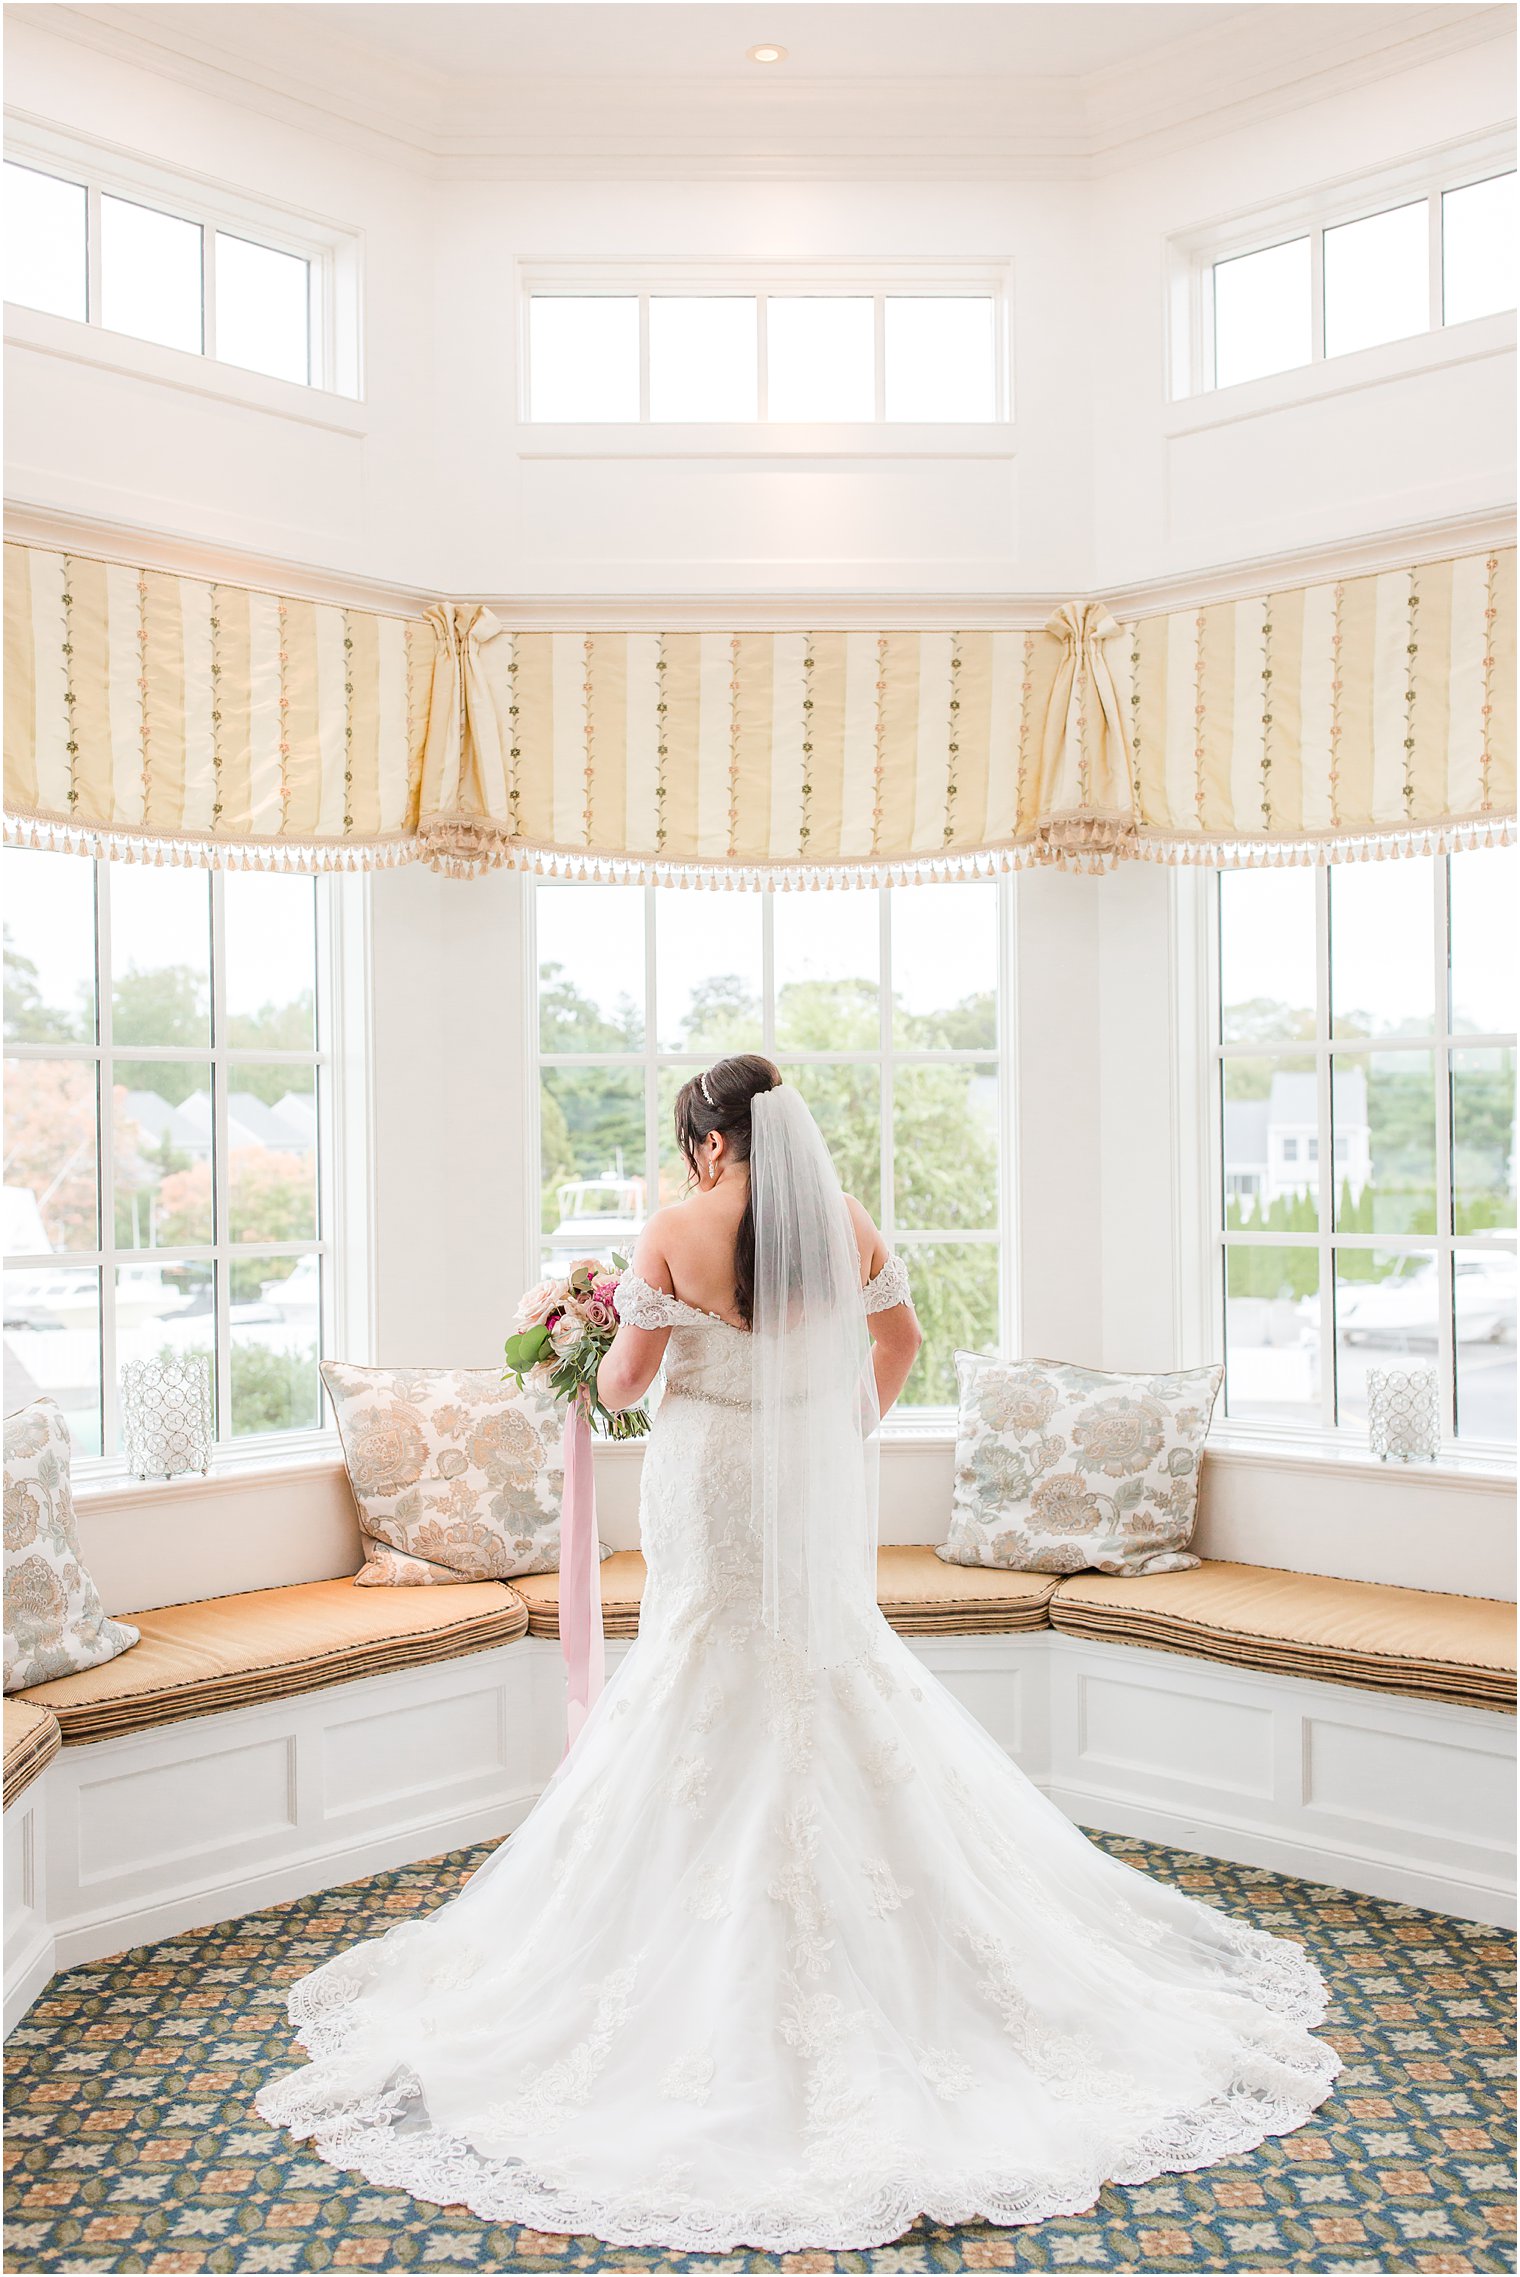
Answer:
[259,1916,1337,2253]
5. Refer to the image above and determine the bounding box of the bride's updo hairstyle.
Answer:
[673,1053,782,1326]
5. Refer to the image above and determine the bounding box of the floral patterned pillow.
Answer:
[323,1362,603,1587]
[939,1353,1223,1578]
[4,1398,140,1691]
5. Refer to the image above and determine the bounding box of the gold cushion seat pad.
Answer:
[4,1697,62,1807]
[1050,1561,1517,1714]
[876,1547,1058,1633]
[515,1552,648,1640]
[513,1547,1059,1641]
[17,1578,529,1744]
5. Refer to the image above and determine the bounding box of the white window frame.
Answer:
[1167,127,1517,401]
[3,114,363,400]
[517,258,1015,456]
[522,877,1018,1431]
[1205,858,1517,1462]
[3,863,373,1486]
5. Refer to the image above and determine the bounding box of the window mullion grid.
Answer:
[1309,225,1326,366]
[312,877,337,1410]
[201,221,216,361]
[96,861,118,1460]
[308,248,325,390]
[1434,855,1457,1440]
[643,886,660,1220]
[523,881,544,1274]
[85,183,103,326]
[1428,188,1445,332]
[760,894,776,1058]
[638,293,651,424]
[1316,866,1336,1431]
[997,872,1019,1354]
[1199,255,1217,396]
[210,873,232,1444]
[878,889,894,1244]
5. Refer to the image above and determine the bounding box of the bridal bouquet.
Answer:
[504,1256,651,1440]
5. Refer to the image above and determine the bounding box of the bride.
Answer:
[257,1053,1339,2252]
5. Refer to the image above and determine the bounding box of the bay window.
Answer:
[1214,849,1516,1450]
[3,849,343,1466]
[530,877,1010,1412]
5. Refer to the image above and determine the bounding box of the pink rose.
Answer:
[516,1278,562,1329]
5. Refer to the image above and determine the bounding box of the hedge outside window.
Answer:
[2,849,330,1458]
[532,878,1006,1410]
[1215,848,1516,1448]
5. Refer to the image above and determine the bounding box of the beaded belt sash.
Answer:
[662,1381,756,1411]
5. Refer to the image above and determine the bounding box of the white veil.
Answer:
[749,1084,880,1670]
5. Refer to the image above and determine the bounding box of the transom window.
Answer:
[1189,158,1515,392]
[4,154,338,389]
[531,879,1008,1409]
[3,850,335,1462]
[1214,850,1516,1450]
[524,278,1005,423]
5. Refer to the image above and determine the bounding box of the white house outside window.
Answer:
[1214,849,1516,1450]
[3,849,335,1463]
[530,878,1008,1411]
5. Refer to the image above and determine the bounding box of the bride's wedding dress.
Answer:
[258,1115,1339,2253]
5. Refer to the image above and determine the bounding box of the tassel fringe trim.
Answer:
[5,808,1514,883]
[3,813,420,873]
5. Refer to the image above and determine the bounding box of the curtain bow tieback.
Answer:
[1035,603,1138,870]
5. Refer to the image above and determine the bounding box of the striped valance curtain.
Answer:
[5,540,1513,881]
[4,544,433,869]
[1120,547,1516,865]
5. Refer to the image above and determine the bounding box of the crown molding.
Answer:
[8,499,1512,629]
[9,4,1512,182]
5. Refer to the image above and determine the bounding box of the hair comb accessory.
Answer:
[699,1070,716,1107]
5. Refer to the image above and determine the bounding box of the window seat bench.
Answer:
[3,1547,1514,2032]
[513,1547,1060,1641]
[4,1699,61,1810]
[14,1579,529,1744]
[514,1548,1517,1717]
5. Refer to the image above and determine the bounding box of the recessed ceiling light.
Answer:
[746,43,787,65]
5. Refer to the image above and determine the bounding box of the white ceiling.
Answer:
[10,2,1510,176]
[164,2,1252,82]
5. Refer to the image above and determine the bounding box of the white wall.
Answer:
[429,174,1093,595]
[1090,39,1516,587]
[6,15,1512,593]
[4,16,440,584]
[11,13,1516,1609]
[368,865,533,1368]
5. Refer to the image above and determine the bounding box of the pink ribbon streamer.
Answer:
[559,1392,604,1755]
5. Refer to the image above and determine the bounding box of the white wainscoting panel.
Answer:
[3,1782,55,2037]
[1046,1632,1516,1928]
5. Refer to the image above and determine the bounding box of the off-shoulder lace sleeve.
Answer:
[614,1270,712,1331]
[862,1252,911,1314]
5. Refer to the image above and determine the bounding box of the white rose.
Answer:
[550,1314,586,1358]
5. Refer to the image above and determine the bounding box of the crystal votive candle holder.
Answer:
[1366,1365,1440,1464]
[121,1356,213,1480]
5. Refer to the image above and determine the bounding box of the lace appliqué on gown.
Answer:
[256,1242,1339,2254]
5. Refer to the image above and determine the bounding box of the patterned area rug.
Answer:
[4,1832,1514,2275]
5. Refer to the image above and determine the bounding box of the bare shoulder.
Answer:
[842,1193,887,1282]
